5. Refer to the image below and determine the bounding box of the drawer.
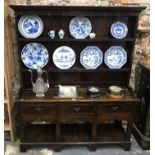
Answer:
[97,104,135,122]
[59,104,94,115]
[98,104,134,114]
[21,104,56,115]
[21,104,56,122]
[97,113,132,122]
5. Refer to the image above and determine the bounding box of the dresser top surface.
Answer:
[16,86,139,103]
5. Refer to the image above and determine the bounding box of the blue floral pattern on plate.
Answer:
[104,46,127,69]
[21,43,49,69]
[69,17,92,39]
[53,46,76,69]
[110,21,128,39]
[80,46,103,69]
[18,15,43,38]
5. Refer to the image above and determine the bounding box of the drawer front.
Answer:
[98,103,135,121]
[98,104,134,114]
[59,104,94,115]
[21,103,56,122]
[97,113,132,122]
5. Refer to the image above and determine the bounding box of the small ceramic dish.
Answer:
[89,32,96,39]
[108,86,124,98]
[87,86,101,98]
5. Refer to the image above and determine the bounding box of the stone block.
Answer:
[113,0,121,5]
[139,14,150,28]
[141,0,149,4]
[121,0,142,4]
[30,0,110,6]
[9,0,27,5]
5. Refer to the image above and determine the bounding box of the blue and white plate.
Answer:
[104,46,127,69]
[110,21,128,39]
[69,17,92,39]
[53,46,76,69]
[18,15,43,38]
[80,46,103,69]
[21,43,49,69]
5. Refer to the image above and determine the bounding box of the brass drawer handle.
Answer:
[111,106,119,111]
[36,106,43,112]
[73,107,81,112]
[35,118,41,122]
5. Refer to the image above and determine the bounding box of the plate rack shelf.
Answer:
[10,5,145,152]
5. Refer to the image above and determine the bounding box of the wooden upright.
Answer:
[4,0,15,141]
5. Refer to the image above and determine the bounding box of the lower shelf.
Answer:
[21,122,126,143]
[20,122,131,152]
[21,124,56,143]
[61,123,91,142]
[97,123,126,142]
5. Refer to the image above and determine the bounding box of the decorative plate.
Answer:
[110,21,128,39]
[53,46,76,69]
[104,46,127,69]
[18,15,43,38]
[80,46,103,69]
[21,43,49,69]
[69,17,92,39]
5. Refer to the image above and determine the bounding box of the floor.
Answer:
[5,136,150,155]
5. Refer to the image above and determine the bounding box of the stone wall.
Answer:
[8,0,150,6]
[8,0,150,95]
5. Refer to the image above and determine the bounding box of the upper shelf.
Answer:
[10,5,146,17]
[22,67,130,73]
[18,37,135,42]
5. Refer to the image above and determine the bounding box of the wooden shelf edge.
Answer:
[18,37,135,42]
[21,68,130,73]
